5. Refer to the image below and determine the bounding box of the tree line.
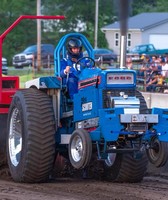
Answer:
[0,0,167,65]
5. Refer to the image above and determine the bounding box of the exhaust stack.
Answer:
[118,0,130,68]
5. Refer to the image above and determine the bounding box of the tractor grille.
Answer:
[128,123,148,132]
[103,89,135,108]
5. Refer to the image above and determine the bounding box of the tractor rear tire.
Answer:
[135,90,149,114]
[69,129,92,169]
[0,114,8,167]
[7,88,56,183]
[102,90,148,182]
[103,150,148,183]
[146,137,168,167]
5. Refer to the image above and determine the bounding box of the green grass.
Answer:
[8,67,55,88]
[19,73,35,88]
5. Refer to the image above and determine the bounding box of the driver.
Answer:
[60,38,83,99]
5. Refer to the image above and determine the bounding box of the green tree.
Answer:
[0,0,37,64]
[42,0,114,48]
[0,0,168,65]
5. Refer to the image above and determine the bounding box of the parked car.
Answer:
[2,57,8,75]
[84,48,118,65]
[12,44,54,68]
[127,44,168,62]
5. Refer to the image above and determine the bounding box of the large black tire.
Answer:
[7,88,56,183]
[69,129,92,169]
[103,150,148,183]
[98,90,148,182]
[0,114,8,167]
[146,137,168,167]
[102,90,148,182]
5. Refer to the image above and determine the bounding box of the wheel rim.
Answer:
[71,135,83,162]
[105,147,116,167]
[9,107,22,167]
[148,138,160,162]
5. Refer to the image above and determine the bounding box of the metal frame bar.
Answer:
[0,15,65,112]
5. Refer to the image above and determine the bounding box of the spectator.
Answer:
[151,55,158,63]
[143,55,151,65]
[164,53,168,63]
[140,54,151,63]
[153,73,164,92]
[161,58,168,79]
[156,73,164,85]
[137,63,147,79]
[146,63,160,92]
[136,55,150,82]
[154,59,162,72]
[126,56,133,69]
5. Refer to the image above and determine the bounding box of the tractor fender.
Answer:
[25,76,61,89]
[98,108,124,141]
[152,107,168,142]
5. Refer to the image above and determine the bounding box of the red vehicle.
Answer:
[0,15,65,166]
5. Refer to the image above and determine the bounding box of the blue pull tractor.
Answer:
[7,33,168,183]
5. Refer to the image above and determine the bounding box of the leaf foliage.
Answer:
[0,0,166,64]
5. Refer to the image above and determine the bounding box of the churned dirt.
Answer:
[0,165,168,200]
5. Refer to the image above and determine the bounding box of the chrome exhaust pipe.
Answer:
[118,0,130,68]
[120,35,127,68]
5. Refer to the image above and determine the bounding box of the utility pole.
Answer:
[94,0,99,48]
[37,0,41,71]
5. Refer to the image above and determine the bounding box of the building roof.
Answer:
[102,12,168,31]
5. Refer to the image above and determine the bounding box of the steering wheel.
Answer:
[75,56,95,71]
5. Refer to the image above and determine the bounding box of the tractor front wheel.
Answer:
[68,129,92,169]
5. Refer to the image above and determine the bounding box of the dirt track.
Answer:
[1,166,168,200]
